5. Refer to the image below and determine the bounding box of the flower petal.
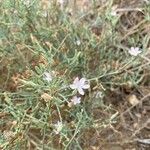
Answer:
[135,47,139,51]
[76,97,81,104]
[80,78,86,85]
[83,84,90,89]
[129,47,141,56]
[130,47,134,51]
[137,50,142,54]
[73,77,79,84]
[75,100,81,104]
[71,96,81,105]
[70,84,76,89]
[78,87,84,95]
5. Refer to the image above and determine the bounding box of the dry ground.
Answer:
[0,0,150,150]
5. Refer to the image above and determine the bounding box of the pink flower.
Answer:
[70,77,90,95]
[71,96,81,105]
[128,47,142,56]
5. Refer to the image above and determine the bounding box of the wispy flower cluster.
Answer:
[69,77,90,106]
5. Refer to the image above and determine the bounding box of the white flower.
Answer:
[70,77,90,95]
[128,47,142,56]
[111,5,118,16]
[76,40,81,46]
[54,121,63,134]
[71,96,81,105]
[43,72,52,82]
[111,10,117,16]
[58,0,64,5]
